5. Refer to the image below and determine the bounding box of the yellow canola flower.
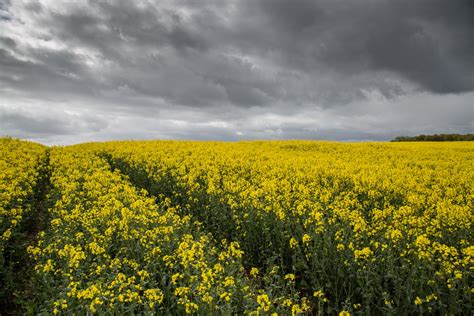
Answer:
[354,247,373,260]
[144,288,164,306]
[185,302,199,314]
[414,297,423,305]
[250,267,259,278]
[257,293,272,312]
[302,234,312,245]
[289,237,298,249]
[284,273,296,282]
[221,291,232,301]
[224,276,235,287]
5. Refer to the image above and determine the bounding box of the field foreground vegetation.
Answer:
[1,138,473,314]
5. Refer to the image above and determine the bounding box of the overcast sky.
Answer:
[0,0,473,144]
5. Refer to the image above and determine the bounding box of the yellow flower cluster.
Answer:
[87,140,473,314]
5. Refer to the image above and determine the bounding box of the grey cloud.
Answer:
[246,0,474,93]
[3,0,473,108]
[0,1,12,21]
[49,0,209,61]
[0,47,102,101]
[0,106,108,138]
[0,36,15,48]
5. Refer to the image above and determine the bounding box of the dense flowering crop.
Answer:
[92,140,473,314]
[3,139,473,314]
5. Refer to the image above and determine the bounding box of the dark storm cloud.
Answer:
[0,46,103,101]
[0,0,472,143]
[244,0,474,93]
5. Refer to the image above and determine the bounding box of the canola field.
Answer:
[0,138,473,315]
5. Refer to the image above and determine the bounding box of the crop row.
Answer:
[0,138,48,306]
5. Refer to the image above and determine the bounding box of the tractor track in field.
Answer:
[100,152,285,273]
[101,153,235,240]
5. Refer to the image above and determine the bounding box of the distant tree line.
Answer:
[391,134,474,142]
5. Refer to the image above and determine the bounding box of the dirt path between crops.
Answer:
[101,153,270,270]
